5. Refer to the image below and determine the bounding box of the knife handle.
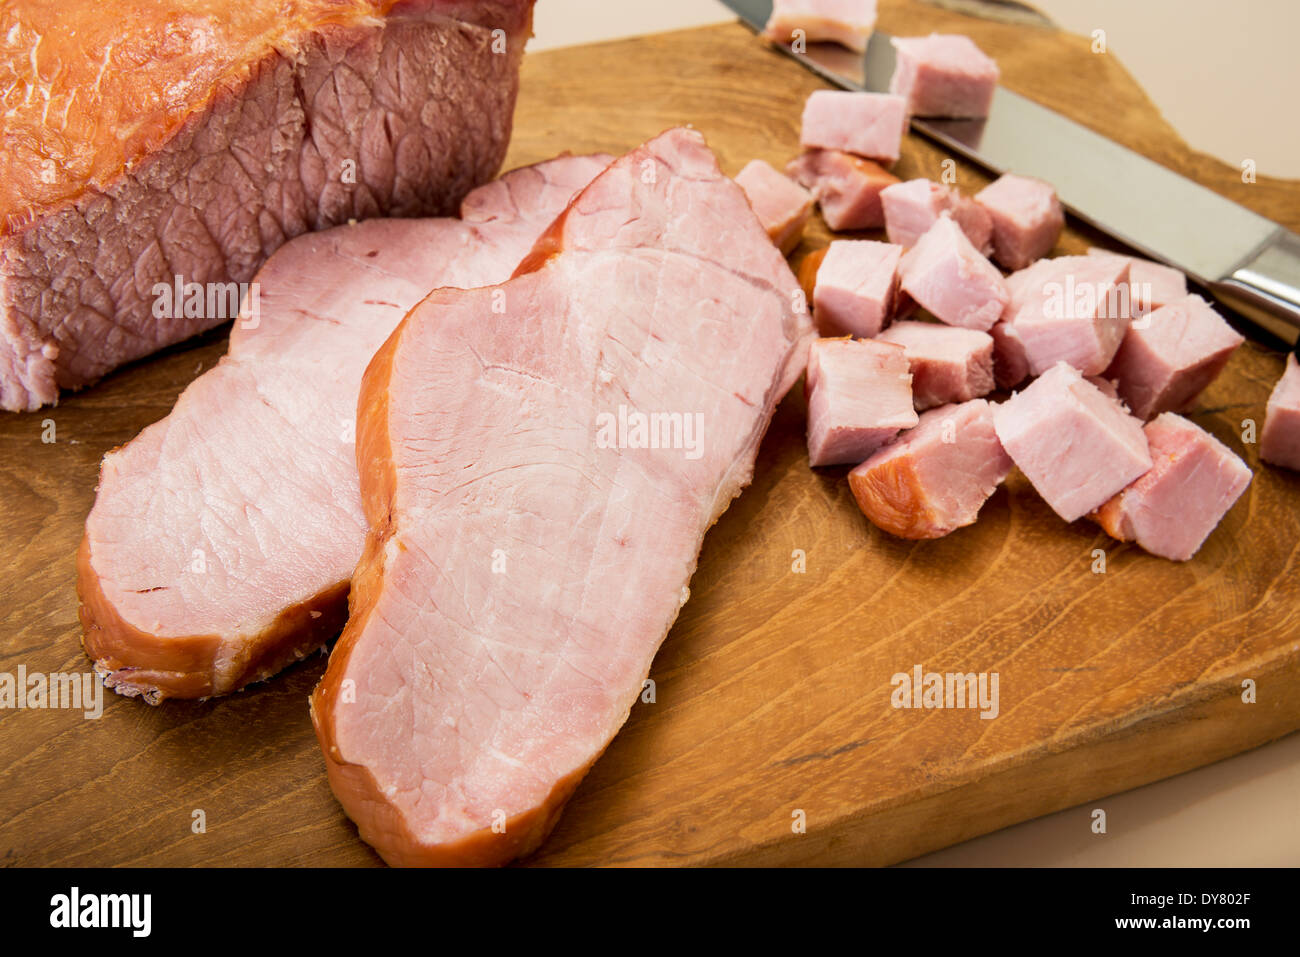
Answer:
[1209,228,1300,346]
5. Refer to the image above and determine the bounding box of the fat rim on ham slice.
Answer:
[77,153,613,703]
[309,127,815,866]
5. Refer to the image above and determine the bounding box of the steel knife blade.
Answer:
[720,0,1300,344]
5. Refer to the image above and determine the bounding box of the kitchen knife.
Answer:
[721,0,1300,344]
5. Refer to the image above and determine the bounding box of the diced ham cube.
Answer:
[876,319,994,410]
[881,178,993,252]
[1002,254,1132,376]
[1261,353,1300,471]
[1094,414,1252,561]
[849,398,1012,538]
[801,90,908,166]
[1087,247,1187,317]
[812,239,902,337]
[734,159,814,254]
[764,0,878,53]
[806,337,918,466]
[990,320,1030,389]
[993,361,1152,522]
[898,212,1008,331]
[787,150,900,231]
[888,33,1000,119]
[974,173,1064,270]
[1104,294,1244,419]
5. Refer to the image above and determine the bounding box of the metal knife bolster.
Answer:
[1211,229,1300,345]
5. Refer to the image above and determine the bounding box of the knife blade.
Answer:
[721,0,1300,344]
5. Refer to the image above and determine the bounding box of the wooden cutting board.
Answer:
[2,1,1298,867]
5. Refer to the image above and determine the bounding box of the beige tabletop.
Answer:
[530,0,1300,867]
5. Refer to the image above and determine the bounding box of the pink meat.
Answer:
[735,159,814,254]
[990,320,1030,389]
[786,150,900,231]
[1086,374,1123,403]
[1087,247,1187,316]
[898,212,1008,331]
[993,361,1152,522]
[1094,414,1252,561]
[812,239,903,337]
[1104,293,1244,419]
[1002,254,1132,376]
[876,319,994,410]
[1261,353,1300,471]
[0,0,536,412]
[888,33,999,119]
[77,153,612,702]
[881,178,993,253]
[309,128,814,866]
[800,90,909,166]
[849,398,1011,538]
[764,0,878,52]
[974,173,1064,270]
[806,337,917,466]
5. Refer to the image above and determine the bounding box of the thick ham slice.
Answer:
[77,153,612,702]
[309,128,814,866]
[1,0,535,411]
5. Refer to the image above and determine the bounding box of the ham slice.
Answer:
[1094,414,1252,561]
[77,153,612,702]
[1,0,536,411]
[309,128,814,866]
[849,398,1011,538]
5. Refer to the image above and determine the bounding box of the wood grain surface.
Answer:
[2,1,1298,867]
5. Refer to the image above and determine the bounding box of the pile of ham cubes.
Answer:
[736,12,1300,562]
